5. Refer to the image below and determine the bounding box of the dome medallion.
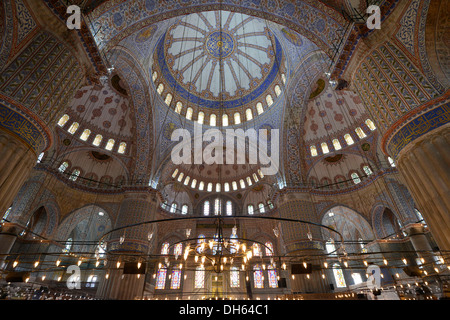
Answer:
[205,31,235,59]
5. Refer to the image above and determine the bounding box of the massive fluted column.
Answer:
[96,189,158,300]
[277,191,331,293]
[396,125,450,251]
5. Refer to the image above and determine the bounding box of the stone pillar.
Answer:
[96,189,157,300]
[277,191,330,293]
[396,125,450,251]
[405,223,434,260]
[0,223,21,269]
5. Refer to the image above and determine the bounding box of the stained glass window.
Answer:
[195,266,205,289]
[265,242,274,256]
[321,142,330,154]
[266,94,273,107]
[230,234,238,253]
[186,107,193,120]
[170,203,177,213]
[253,243,262,257]
[355,127,366,139]
[258,203,265,213]
[152,71,158,82]
[210,114,216,126]
[344,134,354,145]
[69,169,80,181]
[161,242,170,255]
[68,122,79,134]
[191,179,197,189]
[246,108,253,121]
[388,157,396,167]
[257,169,264,179]
[157,83,164,95]
[363,166,373,176]
[256,102,264,115]
[333,264,346,288]
[177,172,184,182]
[58,162,69,173]
[174,243,183,258]
[58,114,69,127]
[332,139,342,150]
[222,114,229,126]
[248,204,254,215]
[230,267,240,288]
[232,181,238,190]
[181,205,188,215]
[203,201,210,216]
[156,268,167,289]
[224,183,230,192]
[268,265,278,288]
[198,181,204,191]
[216,183,221,193]
[175,102,183,114]
[80,129,91,141]
[93,134,103,146]
[197,111,205,124]
[365,119,376,131]
[252,173,259,183]
[170,268,182,289]
[197,234,205,253]
[310,145,318,157]
[105,139,115,151]
[351,173,361,184]
[275,85,282,97]
[172,169,179,178]
[226,201,232,216]
[234,112,241,124]
[184,176,190,185]
[253,265,264,288]
[239,179,246,189]
[246,177,253,186]
[207,183,213,192]
[165,93,173,106]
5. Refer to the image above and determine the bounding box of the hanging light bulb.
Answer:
[105,274,109,279]
[383,259,388,265]
[402,258,407,265]
[42,275,46,281]
[363,260,368,267]
[303,261,307,269]
[201,256,206,264]
[57,276,62,282]
[291,275,295,280]
[324,262,328,268]
[147,232,153,241]
[306,274,310,279]
[137,274,141,279]
[322,274,326,279]
[282,263,287,270]
[13,261,18,268]
[209,241,214,250]
[95,260,100,268]
[434,267,439,273]
[119,235,125,244]
[420,258,425,264]
[137,261,142,269]
[194,256,199,263]
[343,260,348,268]
[77,259,82,266]
[116,261,121,269]
[34,261,40,268]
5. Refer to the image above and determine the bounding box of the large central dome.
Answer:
[153,11,285,115]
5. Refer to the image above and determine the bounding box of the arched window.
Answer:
[230,266,240,288]
[267,200,274,210]
[310,145,318,157]
[183,176,190,185]
[266,94,273,107]
[209,114,216,126]
[246,176,253,186]
[170,203,177,213]
[333,263,346,288]
[172,168,179,178]
[268,264,278,288]
[355,127,366,139]
[256,102,264,115]
[363,166,373,176]
[118,142,127,154]
[174,243,183,258]
[69,169,80,181]
[214,198,221,215]
[161,242,170,255]
[152,71,158,82]
[388,157,396,167]
[257,169,264,179]
[216,183,221,192]
[80,129,91,141]
[191,179,197,189]
[58,114,69,127]
[321,142,330,154]
[165,93,172,106]
[239,179,246,189]
[226,201,232,216]
[186,107,193,120]
[274,85,282,96]
[224,182,230,192]
[332,139,342,151]
[252,173,259,183]
[222,114,229,126]
[281,74,287,84]
[105,139,115,151]
[175,102,183,114]
[68,122,79,134]
[177,172,184,182]
[344,134,354,145]
[253,243,262,257]
[253,265,264,288]
[197,111,205,124]
[245,108,253,121]
[197,234,205,253]
[351,172,361,184]
[326,239,336,255]
[234,112,241,125]
[155,267,167,289]
[365,119,376,131]
[181,204,188,215]
[97,241,106,258]
[37,152,44,163]
[265,241,274,256]
[170,269,182,289]
[195,266,205,289]
[86,275,98,288]
[203,201,210,216]
[93,134,103,146]
[198,181,205,191]
[232,181,238,191]
[157,83,164,95]
[58,162,69,173]
[248,204,254,215]
[230,233,238,253]
[207,183,213,192]
[258,203,265,213]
